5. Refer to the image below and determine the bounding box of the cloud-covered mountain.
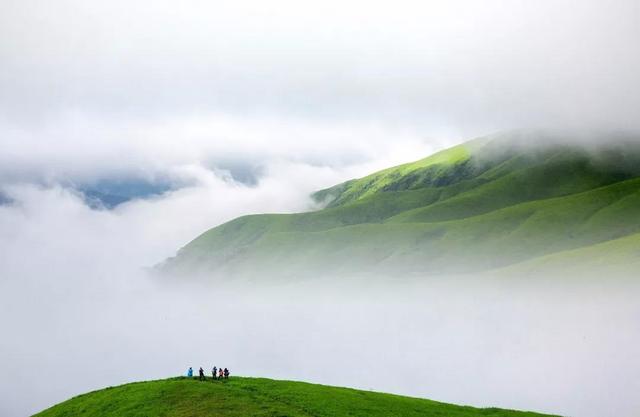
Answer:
[161,131,640,279]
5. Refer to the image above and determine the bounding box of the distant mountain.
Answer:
[33,377,558,417]
[79,179,173,209]
[0,191,13,206]
[160,131,640,279]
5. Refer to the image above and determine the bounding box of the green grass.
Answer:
[497,231,640,277]
[160,131,640,278]
[33,377,559,417]
[312,142,473,207]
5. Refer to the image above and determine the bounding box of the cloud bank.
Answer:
[1,0,640,191]
[2,0,639,128]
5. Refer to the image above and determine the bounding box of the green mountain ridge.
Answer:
[33,377,559,417]
[161,131,640,279]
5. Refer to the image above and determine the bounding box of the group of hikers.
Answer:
[187,366,230,381]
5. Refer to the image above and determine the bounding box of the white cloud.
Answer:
[0,110,446,188]
[2,0,640,130]
[1,0,638,186]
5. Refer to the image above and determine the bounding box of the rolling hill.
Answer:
[160,130,640,279]
[33,377,559,417]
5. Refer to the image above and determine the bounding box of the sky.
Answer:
[1,1,640,416]
[1,0,640,189]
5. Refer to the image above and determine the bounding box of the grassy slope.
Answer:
[162,132,640,277]
[313,142,473,207]
[182,178,640,276]
[33,377,558,417]
[497,231,640,277]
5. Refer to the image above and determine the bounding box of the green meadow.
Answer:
[33,377,559,417]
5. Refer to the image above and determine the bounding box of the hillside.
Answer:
[496,231,640,277]
[33,377,559,417]
[160,130,640,278]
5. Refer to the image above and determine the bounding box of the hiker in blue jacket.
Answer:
[187,367,193,378]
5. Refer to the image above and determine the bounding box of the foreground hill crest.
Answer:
[34,376,559,417]
[161,130,640,279]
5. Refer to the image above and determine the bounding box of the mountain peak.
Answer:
[160,131,640,280]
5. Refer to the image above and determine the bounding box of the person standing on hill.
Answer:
[218,368,224,379]
[199,367,205,381]
[187,367,193,378]
[212,366,217,380]
[224,368,229,379]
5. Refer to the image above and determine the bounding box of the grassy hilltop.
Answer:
[161,130,640,278]
[33,377,559,417]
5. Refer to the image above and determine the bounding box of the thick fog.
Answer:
[1,0,639,189]
[2,168,640,417]
[2,1,640,417]
[2,0,640,183]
